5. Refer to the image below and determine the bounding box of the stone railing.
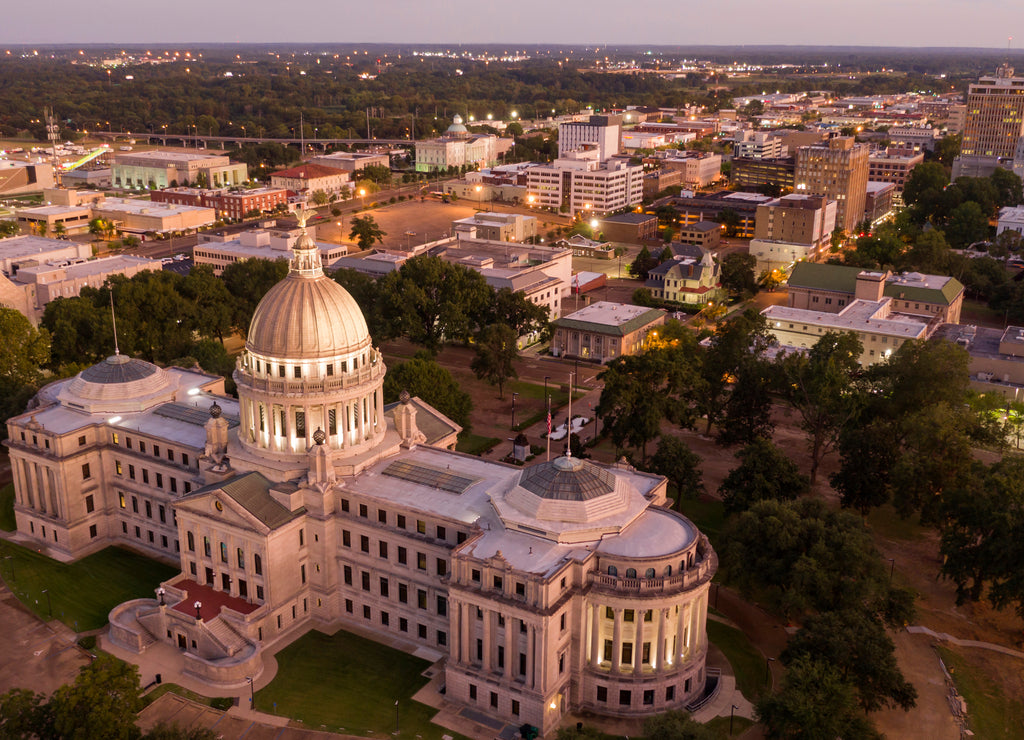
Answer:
[588,558,713,594]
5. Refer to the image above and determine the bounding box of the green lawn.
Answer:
[707,619,768,701]
[455,433,501,456]
[938,646,1024,739]
[142,683,233,710]
[677,496,727,549]
[0,541,177,631]
[0,483,16,531]
[257,628,467,739]
[704,714,756,738]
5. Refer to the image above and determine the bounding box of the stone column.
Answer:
[676,605,686,663]
[357,396,366,441]
[656,608,668,672]
[35,464,46,513]
[482,609,492,672]
[634,608,645,675]
[526,624,536,688]
[460,602,471,665]
[505,617,516,679]
[590,604,602,667]
[611,608,623,673]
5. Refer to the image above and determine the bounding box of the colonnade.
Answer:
[12,456,62,520]
[586,599,704,675]
[452,599,539,688]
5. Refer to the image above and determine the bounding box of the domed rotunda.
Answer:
[233,215,387,464]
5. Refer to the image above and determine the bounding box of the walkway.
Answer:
[906,625,1024,659]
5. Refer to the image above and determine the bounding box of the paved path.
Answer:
[906,625,1024,659]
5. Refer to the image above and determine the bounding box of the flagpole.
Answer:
[566,372,574,459]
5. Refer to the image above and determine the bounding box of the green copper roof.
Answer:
[787,262,963,306]
[553,307,665,337]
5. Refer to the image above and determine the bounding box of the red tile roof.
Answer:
[169,577,261,620]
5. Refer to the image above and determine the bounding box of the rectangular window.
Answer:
[490,692,498,709]
[378,509,387,524]
[300,564,306,584]
[493,575,503,591]
[379,541,388,559]
[417,552,427,570]
[184,482,191,493]
[361,571,371,591]
[328,408,337,435]
[78,435,86,446]
[182,454,188,467]
[418,624,427,639]
[666,685,675,701]
[436,525,446,541]
[112,432,119,445]
[237,548,245,568]
[436,558,447,576]
[436,596,447,616]
[417,589,427,609]
[203,536,211,557]
[469,684,477,701]
[153,445,160,457]
[643,689,654,706]
[220,542,228,563]
[167,448,174,461]
[471,569,481,582]
[619,690,631,707]
[399,617,408,632]
[85,495,95,513]
[381,610,389,626]
[416,519,426,534]
[115,460,123,476]
[129,464,135,480]
[345,599,352,613]
[597,686,608,703]
[82,463,91,480]
[380,578,389,597]
[341,498,350,513]
[397,514,406,529]
[360,535,370,553]
[398,547,407,565]
[169,478,177,493]
[132,496,139,514]
[515,581,525,597]
[359,504,368,518]
[295,411,305,438]
[118,492,126,509]
[398,584,408,603]
[142,469,149,485]
[344,566,352,585]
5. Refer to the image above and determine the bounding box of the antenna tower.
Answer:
[45,107,63,188]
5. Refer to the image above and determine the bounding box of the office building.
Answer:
[193,227,348,276]
[526,152,644,216]
[451,212,538,243]
[269,164,351,197]
[113,151,248,190]
[152,187,289,221]
[748,194,836,272]
[552,301,666,363]
[558,115,622,160]
[954,65,1024,178]
[415,116,498,173]
[794,137,869,234]
[730,156,795,193]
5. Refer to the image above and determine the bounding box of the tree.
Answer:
[719,438,808,513]
[719,252,758,298]
[382,351,473,431]
[0,308,50,387]
[782,610,916,713]
[0,219,19,237]
[934,133,961,168]
[378,256,491,353]
[348,215,387,250]
[482,287,549,340]
[355,164,393,186]
[42,295,109,369]
[649,435,705,506]
[642,710,716,740]
[722,499,892,618]
[221,258,290,337]
[831,422,897,516]
[717,208,741,237]
[471,324,519,399]
[775,331,864,484]
[757,656,882,740]
[180,264,233,344]
[52,222,66,239]
[331,267,385,342]
[902,161,949,208]
[310,189,330,207]
[715,353,775,447]
[49,653,144,740]
[945,200,990,249]
[629,246,659,281]
[991,167,1023,208]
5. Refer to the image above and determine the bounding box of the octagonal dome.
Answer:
[504,456,632,524]
[246,274,371,361]
[59,354,175,413]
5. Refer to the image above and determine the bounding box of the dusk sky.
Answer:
[1,0,1021,48]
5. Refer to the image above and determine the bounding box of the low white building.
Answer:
[997,205,1024,237]
[415,116,499,173]
[526,152,644,216]
[451,212,538,243]
[270,164,352,197]
[194,227,347,276]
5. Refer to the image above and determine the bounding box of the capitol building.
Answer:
[4,221,716,736]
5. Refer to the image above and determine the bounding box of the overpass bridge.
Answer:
[89,131,414,151]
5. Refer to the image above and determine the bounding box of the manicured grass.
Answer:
[455,433,501,456]
[0,482,16,531]
[0,541,177,631]
[257,628,467,739]
[142,682,233,710]
[938,646,1024,739]
[704,714,755,738]
[866,503,926,542]
[707,619,767,701]
[677,496,727,549]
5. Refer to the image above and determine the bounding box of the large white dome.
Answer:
[246,274,371,361]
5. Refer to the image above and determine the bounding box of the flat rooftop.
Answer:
[16,204,91,217]
[0,236,84,262]
[15,254,160,282]
[764,299,930,338]
[96,198,214,218]
[115,151,227,164]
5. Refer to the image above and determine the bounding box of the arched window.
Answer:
[608,565,618,577]
[645,568,656,579]
[626,568,637,578]
[186,531,194,552]
[664,565,672,576]
[254,553,263,576]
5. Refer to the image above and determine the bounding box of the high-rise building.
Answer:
[954,65,1024,178]
[794,137,869,234]
[558,115,622,160]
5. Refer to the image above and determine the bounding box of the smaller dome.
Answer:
[452,114,464,125]
[446,115,469,135]
[60,354,174,413]
[80,354,159,384]
[519,456,616,502]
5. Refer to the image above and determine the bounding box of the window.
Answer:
[295,411,305,438]
[399,617,408,632]
[294,366,302,379]
[511,700,520,716]
[469,684,477,701]
[619,690,631,707]
[111,432,119,445]
[145,501,152,518]
[115,460,123,476]
[89,524,97,538]
[560,612,566,631]
[187,532,195,551]
[418,624,427,639]
[182,454,189,467]
[493,575,503,590]
[81,463,91,480]
[381,611,389,626]
[515,581,525,597]
[132,496,139,514]
[378,509,387,524]
[119,492,126,509]
[417,589,427,609]
[169,478,177,494]
[437,559,447,577]
[159,505,166,523]
[167,448,174,461]
[666,685,675,701]
[436,596,447,616]
[300,564,306,584]
[343,530,351,547]
[345,599,352,613]
[397,514,406,529]
[398,584,408,603]
[398,547,407,565]
[153,445,160,457]
[220,542,228,563]
[416,520,426,534]
[437,631,447,646]
[361,571,370,591]
[380,578,389,597]
[597,686,608,703]
[436,525,446,541]
[142,469,149,485]
[621,642,633,665]
[417,552,426,570]
[344,566,352,585]
[359,504,368,518]
[643,689,654,706]
[78,435,86,446]
[360,535,370,553]
[341,498,350,513]
[490,692,498,709]
[129,464,135,480]
[254,553,263,575]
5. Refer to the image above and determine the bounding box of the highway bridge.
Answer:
[88,131,414,151]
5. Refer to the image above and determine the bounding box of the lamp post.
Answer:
[765,657,775,686]
[359,188,366,209]
[246,675,255,710]
[395,699,400,734]
[157,587,165,606]
[888,558,896,584]
[511,392,519,430]
[730,704,739,736]
[194,600,203,620]
[42,589,51,618]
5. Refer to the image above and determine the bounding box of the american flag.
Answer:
[546,411,552,435]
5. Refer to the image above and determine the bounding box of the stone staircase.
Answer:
[204,616,249,657]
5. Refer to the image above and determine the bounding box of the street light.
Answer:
[194,600,203,620]
[730,704,739,736]
[246,675,255,710]
[156,587,165,606]
[765,657,776,686]
[42,589,52,618]
[511,392,519,430]
[888,558,896,584]
[359,188,366,209]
